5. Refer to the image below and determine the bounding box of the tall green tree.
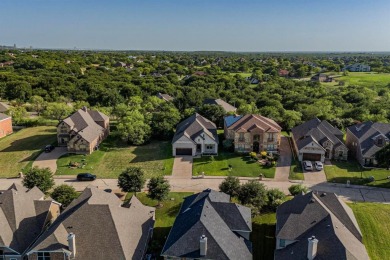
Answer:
[30,95,46,116]
[116,110,151,145]
[151,102,181,139]
[198,104,226,127]
[117,167,146,196]
[147,176,171,207]
[51,184,79,208]
[22,167,55,193]
[237,180,268,214]
[43,102,73,122]
[219,176,240,197]
[8,106,27,125]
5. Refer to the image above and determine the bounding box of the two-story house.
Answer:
[275,192,369,260]
[161,189,252,260]
[224,114,282,153]
[346,121,390,166]
[172,113,218,156]
[57,107,109,154]
[291,118,348,162]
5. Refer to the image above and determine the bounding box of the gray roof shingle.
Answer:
[0,112,10,121]
[275,192,369,260]
[0,102,10,113]
[161,189,252,260]
[172,113,218,144]
[27,187,155,260]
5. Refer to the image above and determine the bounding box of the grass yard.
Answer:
[127,192,193,259]
[349,203,390,260]
[251,212,277,260]
[322,72,390,88]
[324,161,390,188]
[193,152,276,178]
[289,159,304,180]
[56,137,174,178]
[0,126,57,178]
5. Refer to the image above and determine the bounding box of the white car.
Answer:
[314,161,323,171]
[303,161,313,171]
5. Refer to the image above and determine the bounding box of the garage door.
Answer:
[302,153,321,161]
[176,148,192,156]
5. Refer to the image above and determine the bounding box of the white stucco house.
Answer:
[172,113,218,156]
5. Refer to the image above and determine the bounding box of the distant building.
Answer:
[193,71,207,76]
[0,101,10,113]
[275,191,369,260]
[203,98,237,113]
[113,61,126,67]
[157,92,174,102]
[0,112,12,138]
[161,189,252,260]
[343,63,371,72]
[57,107,109,154]
[346,121,390,166]
[310,73,333,82]
[278,69,289,77]
[246,77,260,84]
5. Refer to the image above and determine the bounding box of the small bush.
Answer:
[288,184,308,196]
[267,188,286,211]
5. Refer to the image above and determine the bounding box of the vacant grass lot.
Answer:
[193,152,276,178]
[128,192,193,258]
[324,161,390,188]
[349,203,390,260]
[322,72,390,88]
[56,137,173,178]
[0,126,57,178]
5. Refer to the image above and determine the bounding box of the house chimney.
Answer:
[307,236,318,260]
[81,106,88,112]
[200,235,208,256]
[67,232,76,258]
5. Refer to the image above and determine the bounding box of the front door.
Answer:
[253,142,260,153]
[196,144,201,153]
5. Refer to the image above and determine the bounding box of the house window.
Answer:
[38,252,51,260]
[267,144,275,150]
[339,151,343,157]
[377,138,383,146]
[205,144,214,150]
[280,239,286,248]
[239,133,245,141]
[268,133,275,142]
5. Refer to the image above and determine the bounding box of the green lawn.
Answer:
[324,161,390,188]
[349,203,390,260]
[56,137,174,178]
[322,72,390,88]
[251,212,276,260]
[193,152,276,178]
[289,159,304,180]
[127,192,193,258]
[0,126,57,178]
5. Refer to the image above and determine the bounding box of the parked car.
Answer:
[44,144,55,153]
[303,161,313,171]
[77,173,96,181]
[314,161,323,171]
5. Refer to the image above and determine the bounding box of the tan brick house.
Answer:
[0,112,12,139]
[57,107,109,154]
[224,114,282,153]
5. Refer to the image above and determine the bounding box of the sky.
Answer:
[1,0,390,52]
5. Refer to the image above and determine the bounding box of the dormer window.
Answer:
[239,133,244,141]
[377,138,384,146]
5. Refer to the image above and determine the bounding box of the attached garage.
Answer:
[302,153,321,161]
[175,148,193,156]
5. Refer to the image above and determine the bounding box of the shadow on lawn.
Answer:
[130,140,172,163]
[147,226,171,259]
[1,135,55,152]
[251,222,276,260]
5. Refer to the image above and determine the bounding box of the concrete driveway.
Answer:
[274,136,292,181]
[32,147,68,173]
[303,168,327,184]
[172,156,193,178]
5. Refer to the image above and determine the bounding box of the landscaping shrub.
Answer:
[238,180,268,214]
[266,188,286,211]
[51,184,79,208]
[22,166,55,193]
[219,176,240,197]
[288,184,308,196]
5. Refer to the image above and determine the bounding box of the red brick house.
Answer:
[0,112,12,138]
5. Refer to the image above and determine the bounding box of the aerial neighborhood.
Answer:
[1,50,390,260]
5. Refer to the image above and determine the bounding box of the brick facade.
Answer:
[0,117,12,138]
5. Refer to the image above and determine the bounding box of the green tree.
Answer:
[375,144,390,167]
[288,184,308,196]
[30,95,46,116]
[198,104,226,127]
[151,102,181,139]
[116,110,151,145]
[51,184,79,208]
[266,188,286,211]
[147,176,171,207]
[117,167,146,195]
[237,180,268,213]
[22,167,55,193]
[219,176,240,197]
[7,106,27,125]
[43,102,73,122]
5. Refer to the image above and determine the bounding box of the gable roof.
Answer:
[62,108,107,143]
[275,192,369,260]
[0,183,54,254]
[203,98,237,113]
[224,115,243,128]
[161,189,252,259]
[172,113,218,144]
[0,102,10,113]
[27,187,155,260]
[0,112,10,121]
[292,118,346,151]
[348,121,390,158]
[227,114,282,133]
[157,92,174,102]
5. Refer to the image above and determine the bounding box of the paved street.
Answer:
[171,156,193,178]
[32,147,68,173]
[274,136,292,181]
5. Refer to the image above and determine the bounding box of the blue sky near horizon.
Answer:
[1,0,390,51]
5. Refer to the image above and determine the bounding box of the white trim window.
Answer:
[38,252,51,260]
